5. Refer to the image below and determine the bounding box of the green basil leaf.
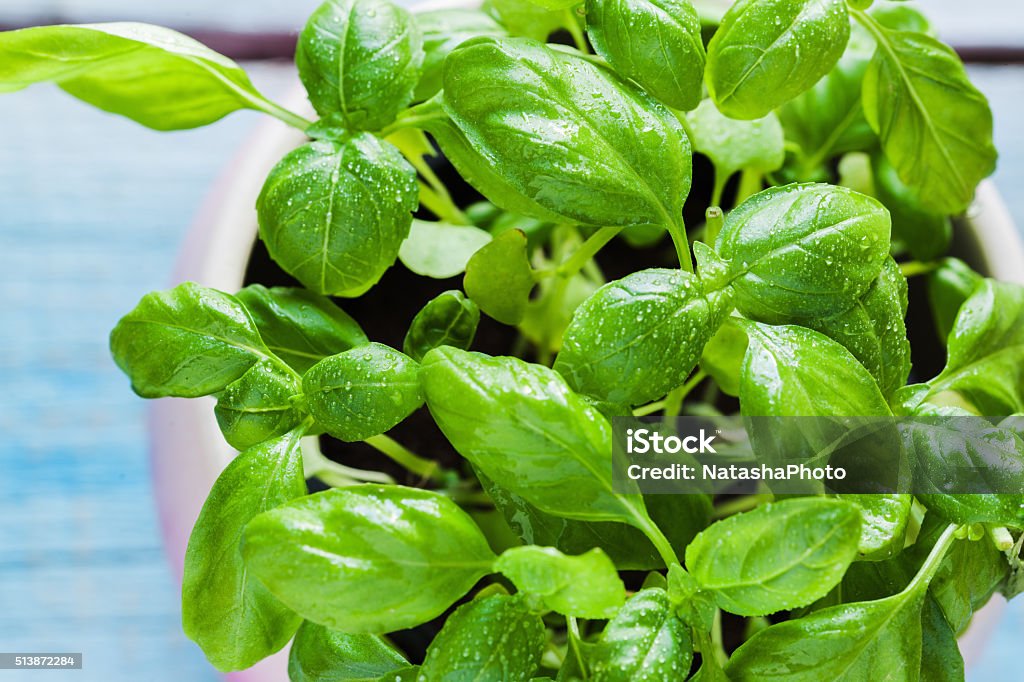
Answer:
[726,589,926,681]
[399,219,493,279]
[387,666,420,681]
[739,322,891,418]
[585,0,705,111]
[182,430,306,671]
[241,485,495,633]
[706,0,851,119]
[422,347,649,527]
[296,0,423,130]
[925,279,1024,414]
[424,115,568,225]
[926,258,983,347]
[554,268,734,406]
[802,257,910,399]
[214,360,303,451]
[302,343,423,442]
[699,315,747,398]
[414,9,507,101]
[439,37,691,233]
[714,183,891,323]
[904,514,1008,635]
[906,414,1024,527]
[110,282,270,398]
[403,290,480,362]
[288,621,407,682]
[480,472,711,570]
[483,0,568,41]
[823,546,965,681]
[463,229,535,325]
[419,594,546,681]
[257,135,418,297]
[591,589,692,682]
[685,498,861,616]
[236,285,367,375]
[873,154,951,261]
[0,23,285,130]
[495,546,625,618]
[689,99,785,182]
[918,593,965,682]
[843,494,912,560]
[778,22,876,180]
[860,19,997,214]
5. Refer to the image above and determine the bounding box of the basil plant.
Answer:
[4,0,1022,678]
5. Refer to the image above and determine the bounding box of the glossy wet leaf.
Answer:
[440,37,691,233]
[726,588,927,681]
[585,0,705,111]
[0,23,285,130]
[182,431,306,671]
[296,0,423,130]
[924,279,1024,414]
[288,621,407,682]
[714,183,891,323]
[860,19,997,214]
[843,494,912,560]
[425,116,567,226]
[302,343,423,442]
[236,285,367,374]
[926,258,983,346]
[399,219,492,279]
[685,498,861,616]
[241,485,495,633]
[414,9,506,101]
[110,282,270,398]
[463,229,535,325]
[826,547,965,682]
[706,0,851,119]
[421,347,649,527]
[554,268,734,406]
[481,472,711,570]
[590,589,692,682]
[689,99,785,181]
[257,135,418,297]
[214,360,303,451]
[403,290,480,362]
[873,154,951,261]
[739,322,891,418]
[803,257,911,399]
[699,316,747,398]
[495,546,625,618]
[418,595,546,681]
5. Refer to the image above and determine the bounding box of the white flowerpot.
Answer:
[149,62,1024,682]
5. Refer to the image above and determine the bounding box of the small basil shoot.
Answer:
[403,290,480,362]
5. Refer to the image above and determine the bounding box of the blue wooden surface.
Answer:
[0,55,1022,682]
[0,65,294,682]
